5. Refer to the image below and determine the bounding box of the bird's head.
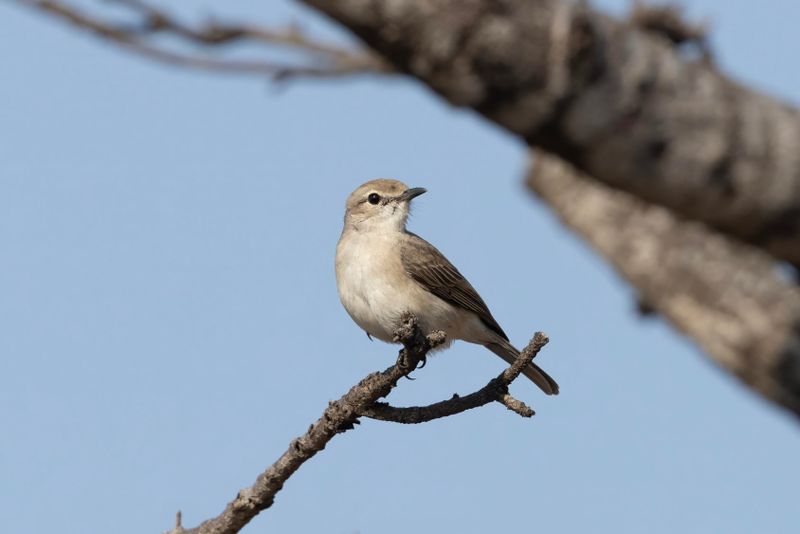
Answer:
[343,178,426,232]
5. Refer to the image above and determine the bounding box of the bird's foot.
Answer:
[396,349,426,377]
[397,349,412,370]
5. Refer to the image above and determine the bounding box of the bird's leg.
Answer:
[396,348,417,380]
[396,348,412,370]
[396,348,427,379]
[392,315,442,376]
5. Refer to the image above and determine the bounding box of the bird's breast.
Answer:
[336,231,465,345]
[336,232,408,342]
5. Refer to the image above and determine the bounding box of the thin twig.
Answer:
[16,0,392,79]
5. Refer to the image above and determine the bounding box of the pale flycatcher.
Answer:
[335,179,559,395]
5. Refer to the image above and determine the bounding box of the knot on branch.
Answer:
[631,2,706,45]
[630,2,712,62]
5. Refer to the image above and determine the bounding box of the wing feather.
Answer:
[401,233,508,341]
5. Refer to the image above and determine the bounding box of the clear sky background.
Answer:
[2,1,799,533]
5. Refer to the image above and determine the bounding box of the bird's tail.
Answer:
[486,340,559,395]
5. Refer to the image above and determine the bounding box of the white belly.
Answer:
[336,231,473,345]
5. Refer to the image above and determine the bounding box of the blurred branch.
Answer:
[16,0,391,80]
[299,0,800,268]
[630,1,709,49]
[165,314,548,534]
[14,0,800,414]
[527,152,800,417]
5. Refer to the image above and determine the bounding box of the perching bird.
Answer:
[335,179,559,395]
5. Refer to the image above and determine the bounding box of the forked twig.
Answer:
[164,313,550,534]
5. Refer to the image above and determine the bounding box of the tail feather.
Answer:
[486,341,559,395]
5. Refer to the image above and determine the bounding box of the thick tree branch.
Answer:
[527,152,800,417]
[164,314,548,534]
[298,0,800,267]
[17,0,800,413]
[27,0,800,266]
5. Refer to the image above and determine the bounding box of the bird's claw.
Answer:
[396,349,427,377]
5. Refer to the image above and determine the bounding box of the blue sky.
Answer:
[1,1,799,533]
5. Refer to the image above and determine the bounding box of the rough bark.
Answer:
[300,0,800,267]
[527,152,800,417]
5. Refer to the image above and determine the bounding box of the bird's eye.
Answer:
[368,193,381,205]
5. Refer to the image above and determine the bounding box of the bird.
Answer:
[335,178,559,395]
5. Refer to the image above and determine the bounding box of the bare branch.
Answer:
[498,393,536,417]
[359,332,547,423]
[16,0,391,79]
[165,314,547,534]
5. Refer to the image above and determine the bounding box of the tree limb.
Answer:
[527,152,800,417]
[164,314,549,534]
[298,0,800,267]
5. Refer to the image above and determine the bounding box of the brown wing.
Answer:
[401,233,508,341]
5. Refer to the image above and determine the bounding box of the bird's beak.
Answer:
[398,187,427,202]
